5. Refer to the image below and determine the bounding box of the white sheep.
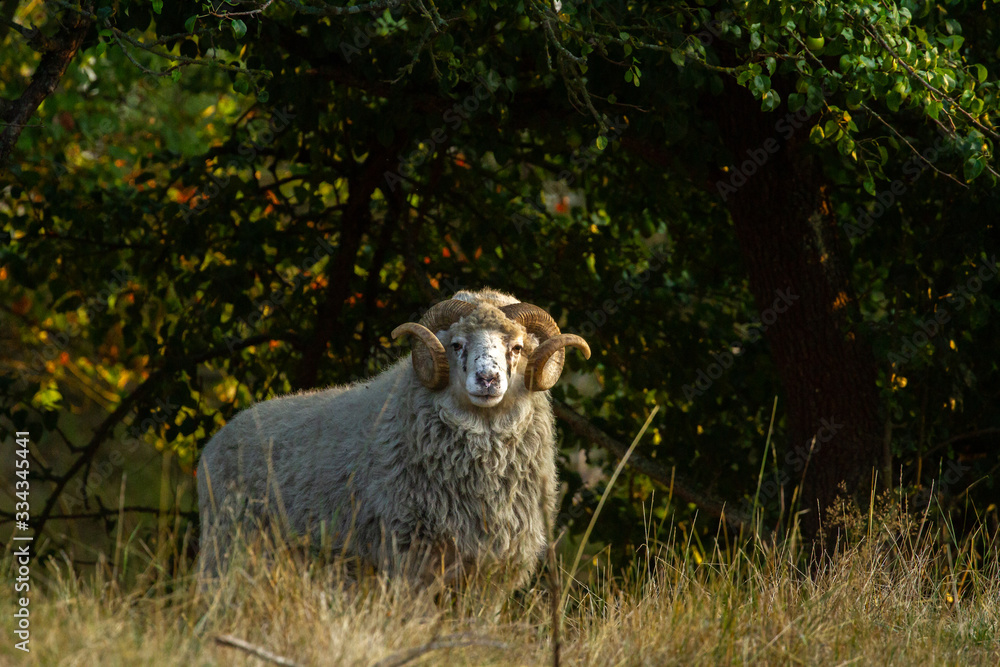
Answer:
[197,288,590,586]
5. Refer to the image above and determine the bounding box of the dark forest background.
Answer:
[1,0,998,573]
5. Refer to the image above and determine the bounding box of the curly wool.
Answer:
[197,294,559,587]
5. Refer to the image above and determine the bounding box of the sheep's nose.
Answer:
[476,371,499,388]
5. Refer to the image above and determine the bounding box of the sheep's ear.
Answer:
[524,334,591,391]
[392,323,450,390]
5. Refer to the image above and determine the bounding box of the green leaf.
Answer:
[234,77,250,94]
[232,19,247,39]
[761,89,780,112]
[184,15,198,32]
[886,90,903,112]
[596,135,608,150]
[939,35,964,53]
[152,0,163,14]
[837,135,855,156]
[964,156,985,181]
[752,74,771,96]
[863,178,876,196]
[974,64,987,83]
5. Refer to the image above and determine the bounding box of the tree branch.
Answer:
[214,634,301,667]
[1,506,198,523]
[32,332,301,538]
[278,0,407,17]
[0,8,93,167]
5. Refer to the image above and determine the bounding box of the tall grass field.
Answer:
[3,488,998,666]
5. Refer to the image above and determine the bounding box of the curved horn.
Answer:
[523,334,591,391]
[420,299,477,332]
[502,302,590,391]
[500,303,560,340]
[391,323,450,390]
[393,299,476,390]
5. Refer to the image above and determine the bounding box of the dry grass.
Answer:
[4,495,999,666]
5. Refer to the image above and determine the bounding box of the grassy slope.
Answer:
[3,498,999,666]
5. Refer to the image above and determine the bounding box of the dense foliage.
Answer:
[1,0,998,568]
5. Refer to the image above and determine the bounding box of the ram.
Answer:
[197,289,590,586]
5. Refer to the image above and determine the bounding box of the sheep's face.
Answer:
[444,307,529,408]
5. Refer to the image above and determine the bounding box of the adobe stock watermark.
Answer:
[907,457,972,510]
[221,234,348,351]
[692,10,737,49]
[683,288,799,400]
[841,133,950,239]
[738,417,844,517]
[510,116,629,233]
[563,245,671,339]
[178,105,296,223]
[15,269,133,381]
[887,254,997,366]
[13,72,166,183]
[339,0,406,63]
[383,73,502,192]
[11,431,32,653]
[716,90,832,202]
[60,400,179,512]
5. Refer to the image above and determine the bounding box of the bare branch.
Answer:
[108,26,271,78]
[0,9,92,167]
[0,506,198,523]
[209,0,275,20]
[373,634,511,667]
[861,103,969,188]
[214,635,301,667]
[277,0,408,17]
[0,14,48,46]
[31,332,301,537]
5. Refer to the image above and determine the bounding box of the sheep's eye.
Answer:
[451,342,463,352]
[511,344,523,354]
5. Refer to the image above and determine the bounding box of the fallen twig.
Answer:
[372,633,511,667]
[215,634,301,667]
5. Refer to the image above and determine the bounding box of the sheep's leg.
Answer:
[197,478,255,585]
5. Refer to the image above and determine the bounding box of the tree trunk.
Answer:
[294,138,406,389]
[711,82,883,538]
